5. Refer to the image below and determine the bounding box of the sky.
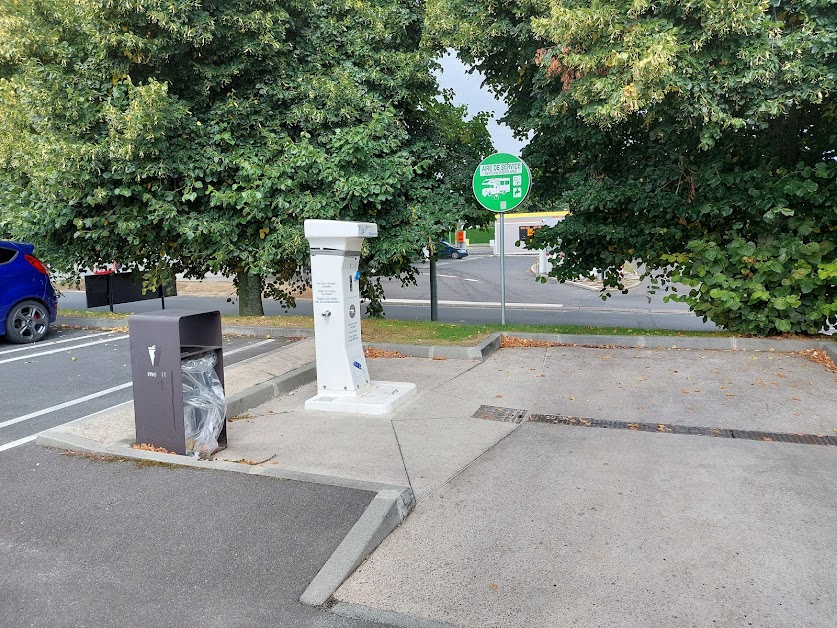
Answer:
[433,53,528,156]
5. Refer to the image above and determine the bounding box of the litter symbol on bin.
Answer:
[147,345,157,366]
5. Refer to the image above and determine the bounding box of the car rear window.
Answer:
[0,246,17,265]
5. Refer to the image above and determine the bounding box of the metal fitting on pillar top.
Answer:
[308,248,362,257]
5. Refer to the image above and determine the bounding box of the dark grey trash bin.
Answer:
[128,310,226,455]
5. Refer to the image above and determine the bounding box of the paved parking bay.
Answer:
[0,443,387,628]
[0,327,291,453]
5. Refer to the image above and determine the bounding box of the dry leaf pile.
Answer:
[501,336,560,348]
[365,347,408,359]
[132,443,171,454]
[800,348,837,372]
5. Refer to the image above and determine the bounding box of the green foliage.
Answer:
[0,0,492,315]
[429,0,837,335]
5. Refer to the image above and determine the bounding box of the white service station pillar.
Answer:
[303,219,416,415]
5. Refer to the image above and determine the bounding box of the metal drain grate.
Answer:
[473,405,528,424]
[529,414,837,447]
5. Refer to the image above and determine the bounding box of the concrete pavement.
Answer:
[336,424,837,628]
[36,326,837,627]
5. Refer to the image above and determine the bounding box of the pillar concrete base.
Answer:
[305,381,417,416]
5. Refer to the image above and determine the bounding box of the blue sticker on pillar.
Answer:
[353,361,362,369]
[355,271,360,280]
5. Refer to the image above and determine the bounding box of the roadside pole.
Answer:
[472,153,531,326]
[499,212,505,324]
[430,254,438,322]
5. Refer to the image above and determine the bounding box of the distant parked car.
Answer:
[437,241,469,260]
[0,241,58,343]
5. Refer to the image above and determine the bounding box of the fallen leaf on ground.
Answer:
[365,347,407,359]
[132,443,171,454]
[500,336,560,348]
[231,454,277,465]
[488,583,499,591]
[799,349,837,372]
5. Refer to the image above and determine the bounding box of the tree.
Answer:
[0,0,492,315]
[363,90,494,315]
[428,0,837,335]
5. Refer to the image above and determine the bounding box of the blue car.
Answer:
[438,241,469,259]
[0,241,58,343]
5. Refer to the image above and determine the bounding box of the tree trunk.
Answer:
[237,270,265,316]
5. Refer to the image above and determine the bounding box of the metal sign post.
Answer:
[472,153,531,325]
[499,212,506,324]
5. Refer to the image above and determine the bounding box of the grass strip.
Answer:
[59,308,740,346]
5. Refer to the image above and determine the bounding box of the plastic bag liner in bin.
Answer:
[181,351,226,458]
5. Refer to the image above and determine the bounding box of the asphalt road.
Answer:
[0,443,389,628]
[58,253,718,331]
[0,327,290,453]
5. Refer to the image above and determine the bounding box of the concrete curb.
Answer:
[498,331,837,353]
[528,261,642,291]
[219,324,312,338]
[300,488,415,607]
[56,316,131,330]
[364,333,501,361]
[328,602,458,628]
[822,343,837,363]
[36,431,407,495]
[226,362,316,418]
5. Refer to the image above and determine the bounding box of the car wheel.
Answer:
[451,251,460,259]
[5,300,50,344]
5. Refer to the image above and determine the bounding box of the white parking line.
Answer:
[228,338,276,354]
[436,274,481,283]
[0,331,114,356]
[0,383,133,429]
[0,433,38,452]
[0,335,128,365]
[0,401,133,453]
[0,338,276,433]
[382,298,564,309]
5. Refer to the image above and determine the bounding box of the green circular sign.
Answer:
[472,153,531,213]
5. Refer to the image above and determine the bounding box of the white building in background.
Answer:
[492,211,568,255]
